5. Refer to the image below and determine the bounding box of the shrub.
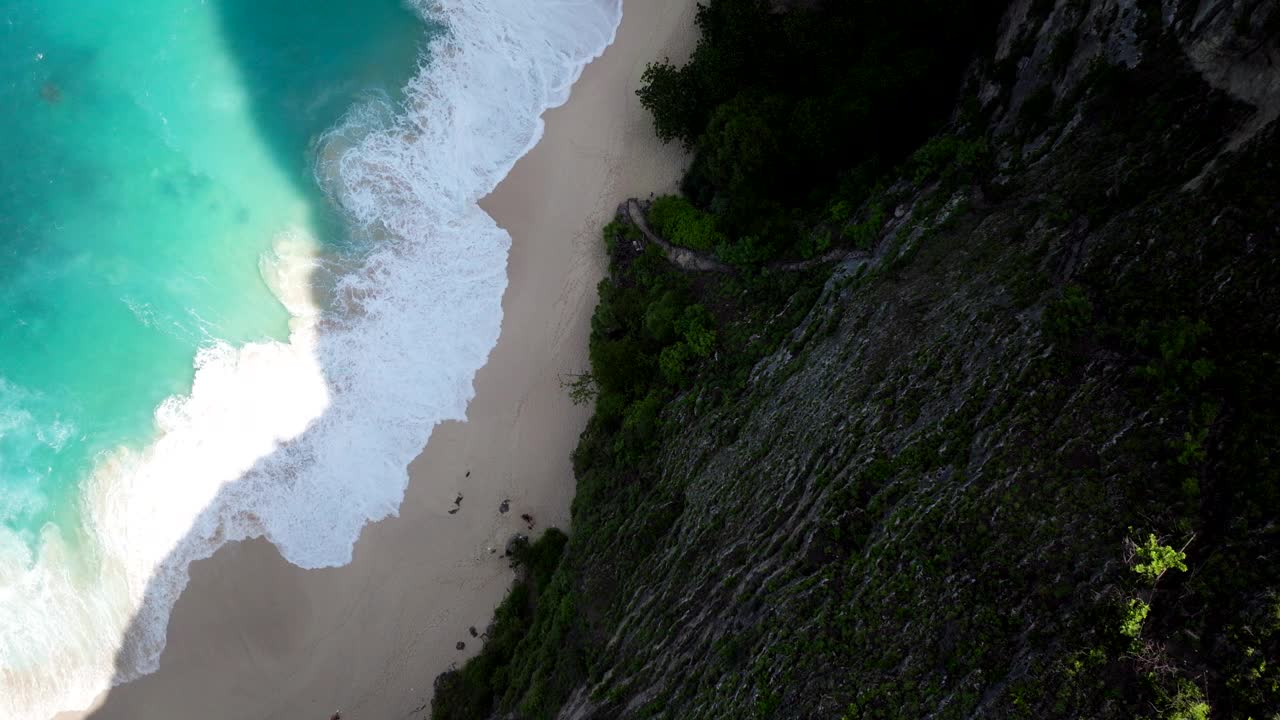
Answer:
[827,199,851,224]
[636,60,701,145]
[589,338,652,397]
[1160,680,1211,720]
[1120,598,1150,638]
[1132,534,1188,584]
[847,204,887,251]
[909,135,991,184]
[659,343,692,385]
[797,227,833,260]
[511,528,569,588]
[1134,317,1216,393]
[1043,284,1093,339]
[643,289,686,344]
[637,0,1006,240]
[622,393,664,449]
[560,372,597,406]
[678,305,717,357]
[716,234,775,267]
[648,195,724,251]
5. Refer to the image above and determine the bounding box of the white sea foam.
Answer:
[0,380,68,531]
[0,1,623,717]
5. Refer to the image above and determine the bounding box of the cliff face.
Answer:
[434,1,1280,718]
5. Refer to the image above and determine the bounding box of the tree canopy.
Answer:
[638,0,1003,260]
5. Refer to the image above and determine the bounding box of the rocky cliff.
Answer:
[433,1,1280,718]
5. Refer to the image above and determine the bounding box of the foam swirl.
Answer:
[0,1,622,717]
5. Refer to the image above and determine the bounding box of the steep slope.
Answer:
[432,1,1280,718]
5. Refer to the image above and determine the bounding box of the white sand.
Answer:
[54,0,697,717]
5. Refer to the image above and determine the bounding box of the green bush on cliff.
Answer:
[430,529,569,720]
[1132,534,1188,585]
[648,195,724,251]
[1119,598,1150,638]
[638,0,1005,258]
[586,221,721,452]
[1043,284,1094,339]
[908,135,992,184]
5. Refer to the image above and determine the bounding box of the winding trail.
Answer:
[625,199,733,272]
[624,198,868,273]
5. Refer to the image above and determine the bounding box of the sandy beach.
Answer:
[53,1,696,718]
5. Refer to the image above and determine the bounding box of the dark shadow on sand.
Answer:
[79,2,436,718]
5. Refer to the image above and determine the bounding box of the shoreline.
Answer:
[52,1,696,718]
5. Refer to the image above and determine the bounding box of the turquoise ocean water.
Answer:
[0,0,423,546]
[0,0,428,714]
[0,0,624,716]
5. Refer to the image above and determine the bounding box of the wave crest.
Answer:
[1,1,622,717]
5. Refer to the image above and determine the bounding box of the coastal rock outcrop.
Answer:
[431,1,1280,717]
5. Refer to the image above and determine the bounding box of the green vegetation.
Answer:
[1043,284,1093,339]
[431,529,570,720]
[648,195,724,251]
[908,135,992,185]
[1132,534,1188,585]
[637,0,1003,261]
[1156,681,1212,720]
[1120,599,1151,638]
[589,231,718,450]
[432,2,1280,719]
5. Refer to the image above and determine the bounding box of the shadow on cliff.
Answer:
[79,1,432,718]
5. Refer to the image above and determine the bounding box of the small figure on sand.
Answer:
[40,82,62,105]
[330,713,341,720]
